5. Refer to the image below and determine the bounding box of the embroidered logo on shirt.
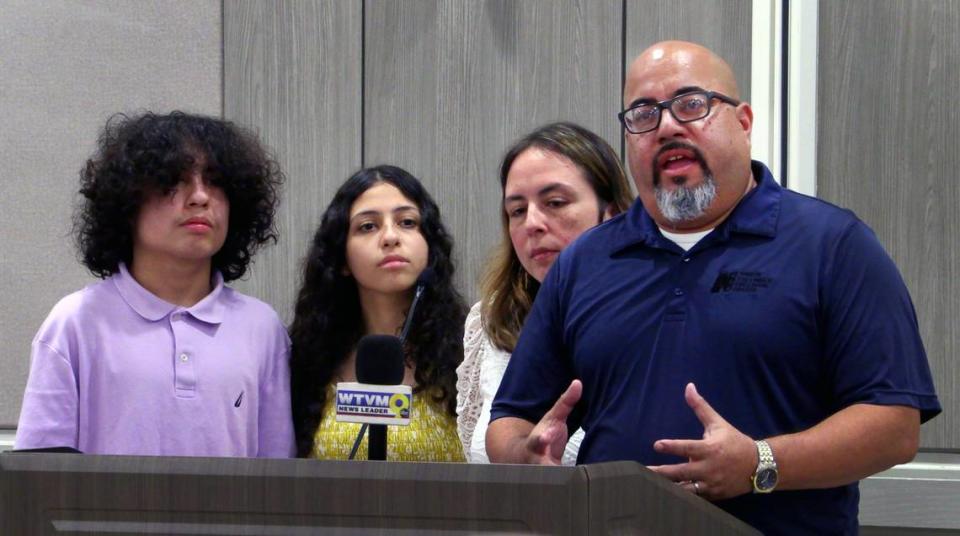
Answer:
[234,391,244,408]
[710,271,772,293]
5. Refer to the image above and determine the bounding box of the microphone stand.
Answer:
[349,270,430,461]
[398,281,426,343]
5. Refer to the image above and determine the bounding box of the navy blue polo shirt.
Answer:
[491,161,941,535]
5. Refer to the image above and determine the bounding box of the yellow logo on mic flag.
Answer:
[388,393,411,417]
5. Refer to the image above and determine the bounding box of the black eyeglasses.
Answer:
[617,90,740,134]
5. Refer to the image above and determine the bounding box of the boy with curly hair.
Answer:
[14,111,295,457]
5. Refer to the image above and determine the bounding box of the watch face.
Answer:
[756,468,778,491]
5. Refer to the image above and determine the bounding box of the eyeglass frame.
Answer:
[617,90,741,134]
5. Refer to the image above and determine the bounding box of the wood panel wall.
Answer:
[817,0,959,449]
[363,0,622,301]
[224,0,363,321]
[625,0,753,101]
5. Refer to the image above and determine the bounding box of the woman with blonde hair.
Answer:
[457,122,634,463]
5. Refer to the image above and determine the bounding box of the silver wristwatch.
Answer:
[751,439,779,493]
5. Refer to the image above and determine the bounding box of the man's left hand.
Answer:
[648,382,758,500]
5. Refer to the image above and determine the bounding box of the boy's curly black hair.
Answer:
[289,165,468,457]
[75,111,284,281]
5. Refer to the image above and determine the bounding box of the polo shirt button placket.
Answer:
[675,255,691,297]
[171,312,197,397]
[175,349,197,397]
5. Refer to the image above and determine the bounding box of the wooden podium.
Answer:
[0,452,758,534]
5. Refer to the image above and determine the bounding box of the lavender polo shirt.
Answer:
[15,264,295,458]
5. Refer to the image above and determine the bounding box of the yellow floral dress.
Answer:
[310,385,465,462]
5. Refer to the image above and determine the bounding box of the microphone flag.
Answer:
[335,382,412,426]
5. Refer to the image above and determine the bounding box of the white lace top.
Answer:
[456,301,583,464]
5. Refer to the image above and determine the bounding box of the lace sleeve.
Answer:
[561,427,585,466]
[456,301,486,461]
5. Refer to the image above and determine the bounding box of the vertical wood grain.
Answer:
[224,0,362,322]
[624,0,753,102]
[817,0,959,450]
[363,0,623,303]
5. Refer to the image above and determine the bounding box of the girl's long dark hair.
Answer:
[289,165,467,457]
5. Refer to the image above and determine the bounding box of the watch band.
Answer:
[756,439,775,466]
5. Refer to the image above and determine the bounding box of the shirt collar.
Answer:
[612,160,781,254]
[113,263,226,324]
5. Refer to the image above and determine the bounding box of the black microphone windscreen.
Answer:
[355,334,405,385]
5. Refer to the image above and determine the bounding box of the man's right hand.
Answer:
[486,380,582,464]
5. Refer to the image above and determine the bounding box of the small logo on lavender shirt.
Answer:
[234,391,244,408]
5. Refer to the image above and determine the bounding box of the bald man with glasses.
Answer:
[486,41,940,535]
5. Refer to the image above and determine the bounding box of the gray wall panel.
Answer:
[0,0,221,427]
[624,0,753,102]
[817,0,959,449]
[363,0,622,302]
[224,0,363,322]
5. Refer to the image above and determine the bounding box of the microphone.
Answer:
[335,334,411,461]
[399,267,435,343]
[356,334,405,385]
